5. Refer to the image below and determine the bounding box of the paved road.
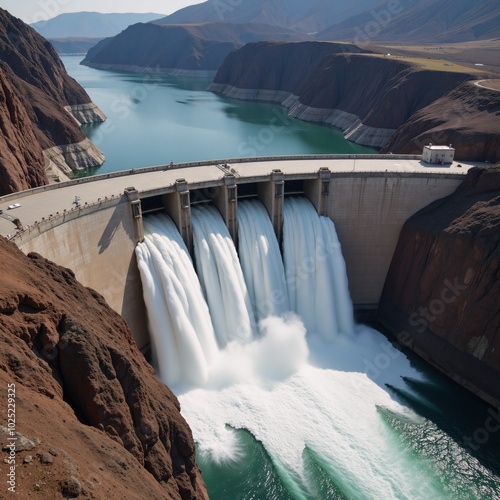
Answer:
[0,156,482,239]
[474,79,500,91]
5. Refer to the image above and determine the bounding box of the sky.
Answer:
[0,0,205,24]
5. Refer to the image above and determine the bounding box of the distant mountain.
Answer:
[318,0,500,43]
[158,0,500,43]
[153,0,381,34]
[31,12,164,39]
[82,22,307,74]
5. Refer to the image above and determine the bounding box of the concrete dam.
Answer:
[0,155,476,352]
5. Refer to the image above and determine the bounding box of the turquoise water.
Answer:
[194,340,500,500]
[62,56,377,175]
[64,56,500,499]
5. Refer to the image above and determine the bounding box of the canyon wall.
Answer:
[381,81,500,162]
[210,41,499,161]
[0,8,105,195]
[0,66,47,194]
[0,235,207,499]
[378,165,500,407]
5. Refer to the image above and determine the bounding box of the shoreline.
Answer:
[81,62,217,78]
[208,83,392,149]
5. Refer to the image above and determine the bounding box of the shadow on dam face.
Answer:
[98,203,135,255]
[11,159,469,353]
[121,250,149,350]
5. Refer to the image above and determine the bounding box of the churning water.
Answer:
[136,198,500,499]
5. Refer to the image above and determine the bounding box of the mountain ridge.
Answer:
[318,0,500,43]
[153,0,381,34]
[31,11,165,39]
[82,21,307,74]
[157,0,500,42]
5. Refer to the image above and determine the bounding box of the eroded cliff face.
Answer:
[378,165,500,407]
[0,236,208,499]
[381,81,500,162]
[0,8,105,195]
[211,41,366,95]
[0,66,47,193]
[210,41,498,159]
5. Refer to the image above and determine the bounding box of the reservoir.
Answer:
[60,56,500,499]
[62,55,376,175]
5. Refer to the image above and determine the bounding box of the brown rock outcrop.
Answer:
[0,66,46,193]
[381,81,500,162]
[0,236,208,499]
[378,165,500,407]
[0,8,105,196]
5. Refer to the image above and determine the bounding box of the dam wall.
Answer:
[0,155,475,351]
[326,174,464,307]
[18,195,150,350]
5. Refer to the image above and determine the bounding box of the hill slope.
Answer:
[0,235,208,498]
[154,0,381,34]
[31,12,164,38]
[0,8,105,195]
[319,0,500,43]
[381,80,500,160]
[82,22,307,74]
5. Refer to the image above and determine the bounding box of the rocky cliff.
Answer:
[211,41,366,95]
[0,8,105,195]
[0,66,46,194]
[0,235,208,499]
[381,81,500,162]
[378,165,500,408]
[82,22,307,76]
[210,42,484,153]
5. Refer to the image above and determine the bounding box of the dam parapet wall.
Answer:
[0,155,480,351]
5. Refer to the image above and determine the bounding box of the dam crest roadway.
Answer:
[0,155,486,350]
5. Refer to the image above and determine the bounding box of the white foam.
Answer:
[138,198,442,497]
[179,329,438,499]
[197,314,309,391]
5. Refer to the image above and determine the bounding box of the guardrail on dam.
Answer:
[0,155,476,351]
